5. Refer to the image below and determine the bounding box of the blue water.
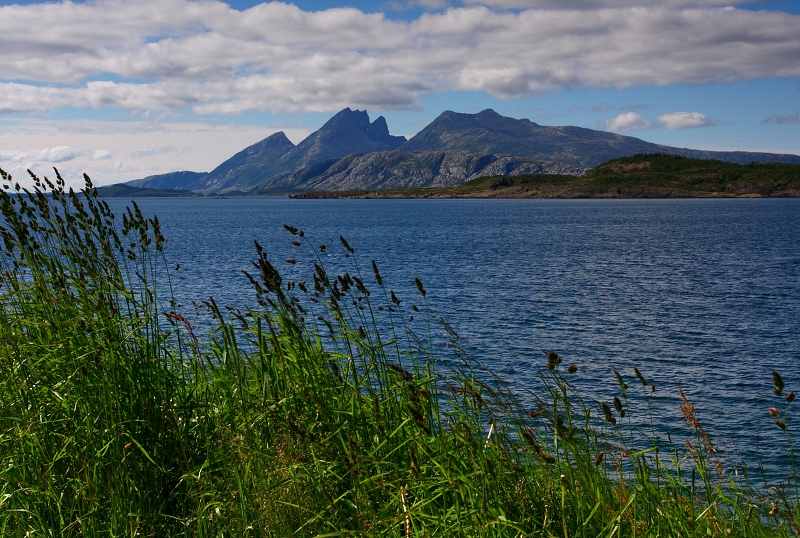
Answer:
[106,197,800,480]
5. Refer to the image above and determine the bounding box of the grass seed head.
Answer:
[546,350,561,370]
[371,259,382,285]
[772,370,784,396]
[414,277,426,297]
[634,366,647,386]
[340,235,354,253]
[601,403,617,425]
[614,370,627,392]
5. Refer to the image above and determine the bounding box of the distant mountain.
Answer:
[126,170,206,190]
[127,107,800,194]
[256,150,588,193]
[400,109,800,168]
[95,184,202,197]
[183,131,296,192]
[184,108,406,193]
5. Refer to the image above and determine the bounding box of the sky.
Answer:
[0,0,799,188]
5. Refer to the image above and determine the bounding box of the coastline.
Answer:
[289,185,800,200]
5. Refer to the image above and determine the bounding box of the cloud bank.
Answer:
[0,1,799,115]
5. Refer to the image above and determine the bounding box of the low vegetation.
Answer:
[291,154,800,198]
[1,167,798,536]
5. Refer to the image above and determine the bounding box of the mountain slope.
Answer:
[194,108,406,193]
[126,170,207,190]
[401,109,800,168]
[126,109,406,193]
[184,131,296,192]
[258,150,588,192]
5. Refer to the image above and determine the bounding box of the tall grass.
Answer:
[0,168,797,537]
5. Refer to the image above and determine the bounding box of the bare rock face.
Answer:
[267,150,589,192]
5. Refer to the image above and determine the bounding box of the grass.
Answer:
[0,167,798,537]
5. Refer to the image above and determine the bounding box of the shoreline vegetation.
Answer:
[289,155,800,199]
[1,166,798,536]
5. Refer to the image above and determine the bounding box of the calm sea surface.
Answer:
[106,197,800,479]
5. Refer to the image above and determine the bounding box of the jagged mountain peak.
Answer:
[254,131,294,149]
[303,108,404,149]
[292,108,405,164]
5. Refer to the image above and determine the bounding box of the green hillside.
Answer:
[585,153,800,195]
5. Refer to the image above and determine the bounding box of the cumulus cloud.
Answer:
[604,112,653,131]
[0,146,83,163]
[656,111,720,129]
[0,1,798,114]
[762,112,800,124]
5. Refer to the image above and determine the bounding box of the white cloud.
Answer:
[0,118,311,189]
[463,0,755,8]
[0,146,83,163]
[762,112,800,124]
[0,1,797,114]
[130,145,179,159]
[604,112,653,131]
[656,111,720,129]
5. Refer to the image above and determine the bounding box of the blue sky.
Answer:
[0,0,798,187]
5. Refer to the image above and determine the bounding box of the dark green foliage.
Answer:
[585,153,800,195]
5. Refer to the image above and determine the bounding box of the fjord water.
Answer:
[107,197,800,477]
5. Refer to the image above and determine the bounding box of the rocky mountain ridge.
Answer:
[256,150,588,193]
[128,108,800,193]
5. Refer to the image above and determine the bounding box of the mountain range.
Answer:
[127,108,800,194]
